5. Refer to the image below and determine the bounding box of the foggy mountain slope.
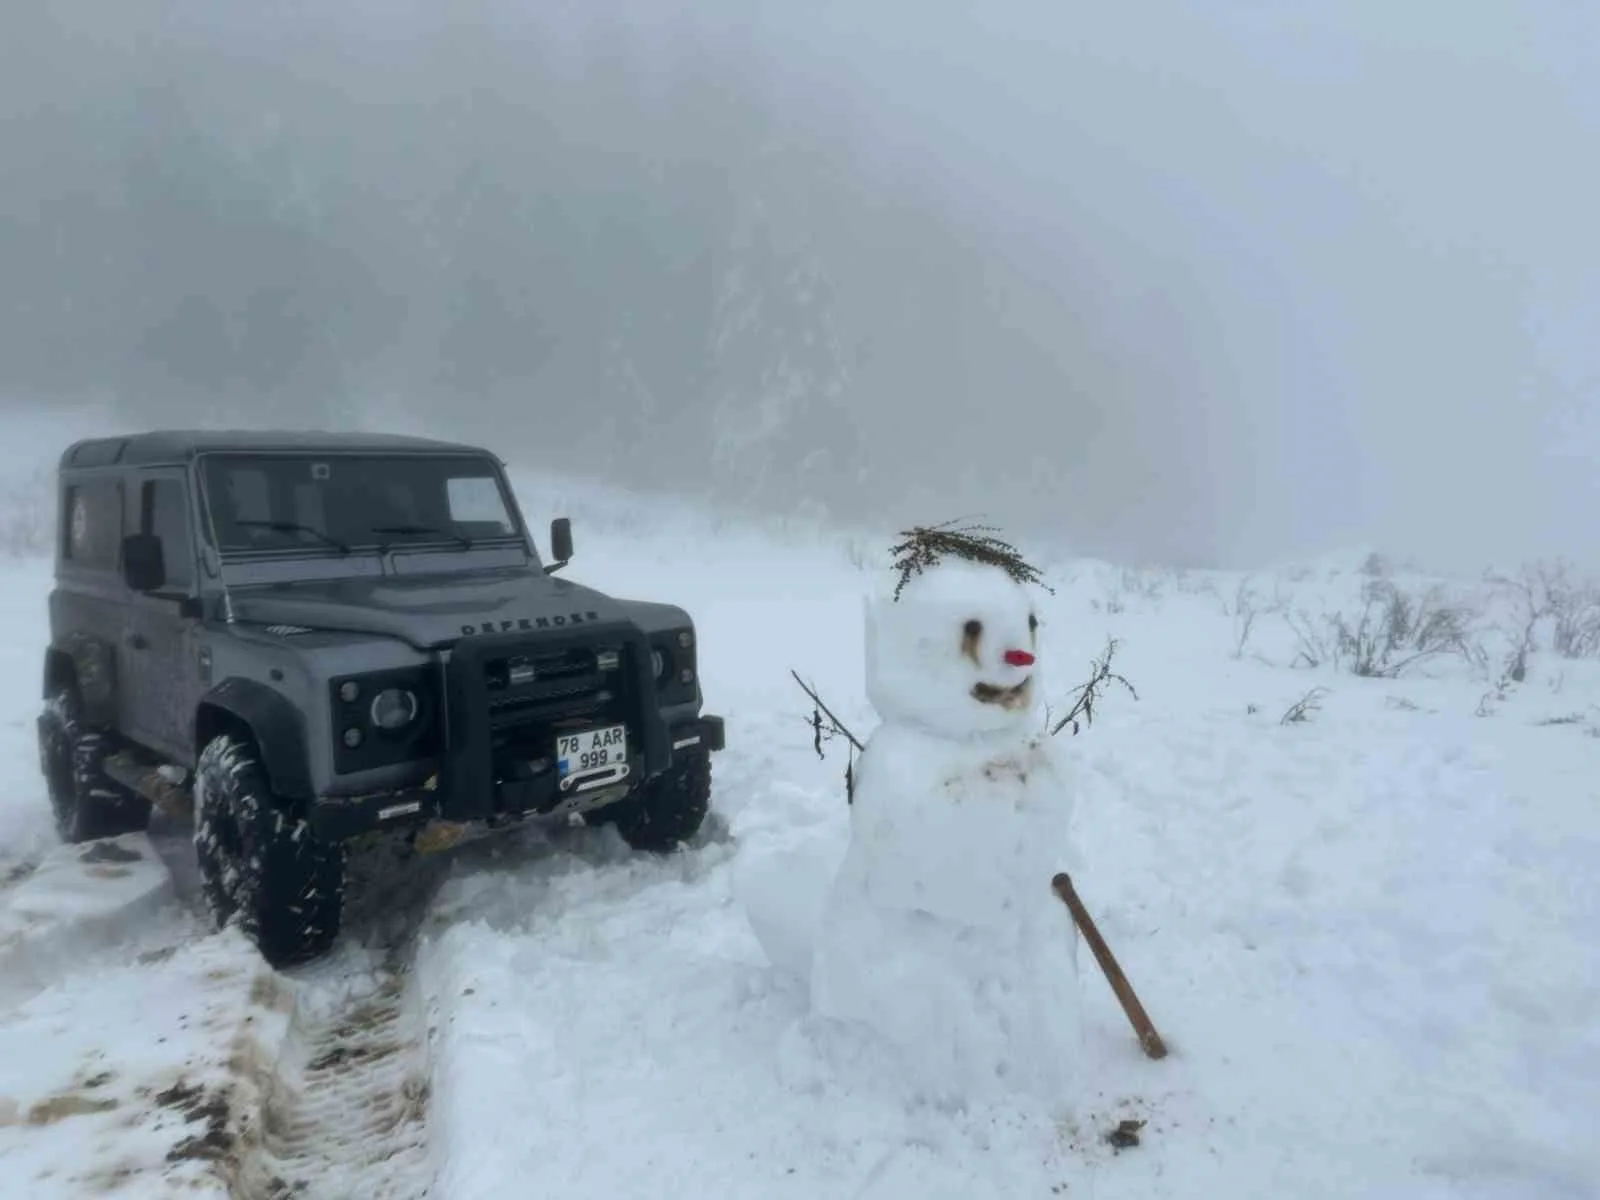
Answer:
[0,5,1216,562]
[3,3,1597,572]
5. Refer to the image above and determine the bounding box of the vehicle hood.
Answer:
[229,570,646,650]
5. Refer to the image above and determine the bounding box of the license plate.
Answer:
[556,724,627,776]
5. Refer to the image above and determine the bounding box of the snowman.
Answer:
[807,531,1085,1112]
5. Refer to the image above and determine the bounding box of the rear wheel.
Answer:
[193,732,345,968]
[37,685,151,843]
[586,745,712,851]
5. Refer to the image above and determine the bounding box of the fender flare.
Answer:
[194,677,314,801]
[44,635,118,727]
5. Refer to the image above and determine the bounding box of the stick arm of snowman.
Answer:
[1052,872,1168,1060]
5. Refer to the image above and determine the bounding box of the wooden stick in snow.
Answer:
[1052,872,1168,1060]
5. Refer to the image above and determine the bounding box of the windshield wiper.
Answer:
[232,519,351,553]
[367,523,474,550]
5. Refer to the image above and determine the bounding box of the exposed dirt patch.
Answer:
[1103,1118,1146,1151]
[225,959,433,1198]
[249,973,295,1014]
[76,1163,138,1193]
[27,1091,120,1124]
[154,1080,206,1111]
[156,1078,235,1164]
[85,865,133,880]
[1057,1094,1167,1162]
[305,1038,402,1073]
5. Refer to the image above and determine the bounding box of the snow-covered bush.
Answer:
[1528,561,1600,661]
[1224,575,1286,660]
[1288,578,1481,678]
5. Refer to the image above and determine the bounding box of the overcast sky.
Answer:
[5,2,1597,575]
[746,1,1600,572]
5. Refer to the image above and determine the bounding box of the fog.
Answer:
[4,2,1597,572]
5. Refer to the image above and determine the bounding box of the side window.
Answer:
[141,479,194,590]
[61,479,122,571]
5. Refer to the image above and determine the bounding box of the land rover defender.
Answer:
[37,430,724,966]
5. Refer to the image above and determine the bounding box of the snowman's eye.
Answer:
[1028,613,1038,633]
[960,618,983,664]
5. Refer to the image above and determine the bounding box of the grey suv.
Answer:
[37,430,725,966]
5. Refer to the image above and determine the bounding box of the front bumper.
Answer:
[308,711,725,842]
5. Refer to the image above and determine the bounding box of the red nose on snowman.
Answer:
[1003,649,1035,667]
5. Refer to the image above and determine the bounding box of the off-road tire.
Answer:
[194,733,345,968]
[586,745,712,851]
[38,685,151,843]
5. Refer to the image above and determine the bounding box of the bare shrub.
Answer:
[1280,686,1328,725]
[1330,579,1478,677]
[1046,636,1139,736]
[1486,559,1600,665]
[1477,650,1523,718]
[1535,712,1586,727]
[1226,576,1285,660]
[1542,565,1600,660]
[1118,567,1166,604]
[1486,562,1557,680]
[1286,580,1479,678]
[1284,608,1335,669]
[1173,568,1218,599]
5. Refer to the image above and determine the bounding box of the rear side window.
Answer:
[140,478,194,590]
[61,479,122,570]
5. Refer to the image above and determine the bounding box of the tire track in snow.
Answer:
[221,845,445,1200]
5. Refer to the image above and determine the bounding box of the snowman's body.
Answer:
[808,557,1085,1110]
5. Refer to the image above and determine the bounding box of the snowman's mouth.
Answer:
[971,676,1033,710]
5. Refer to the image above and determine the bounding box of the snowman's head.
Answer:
[864,557,1043,741]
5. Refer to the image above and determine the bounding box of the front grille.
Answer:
[470,638,633,773]
[485,645,598,692]
[481,642,623,735]
[441,621,670,820]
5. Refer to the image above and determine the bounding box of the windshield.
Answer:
[199,453,522,555]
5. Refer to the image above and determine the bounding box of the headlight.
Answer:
[651,648,665,678]
[370,687,420,731]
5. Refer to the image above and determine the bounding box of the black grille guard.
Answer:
[441,620,670,819]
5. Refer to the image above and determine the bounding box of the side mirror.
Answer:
[121,533,166,593]
[545,517,574,575]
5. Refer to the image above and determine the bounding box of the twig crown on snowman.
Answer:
[887,520,1055,602]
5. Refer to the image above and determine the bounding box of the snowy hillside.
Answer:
[1,479,1597,1199]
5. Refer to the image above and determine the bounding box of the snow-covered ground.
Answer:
[1,480,1597,1199]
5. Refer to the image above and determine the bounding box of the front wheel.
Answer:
[193,733,346,968]
[585,745,712,851]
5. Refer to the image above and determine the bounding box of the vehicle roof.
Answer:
[59,429,496,471]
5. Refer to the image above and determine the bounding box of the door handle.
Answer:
[125,632,148,650]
